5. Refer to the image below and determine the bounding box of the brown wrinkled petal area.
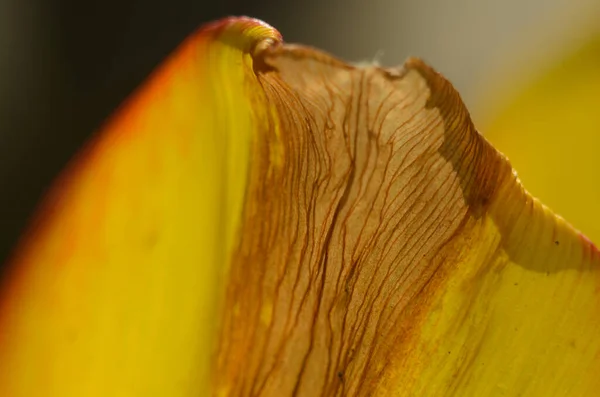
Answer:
[215,44,513,396]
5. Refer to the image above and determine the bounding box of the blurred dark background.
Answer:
[1,0,598,264]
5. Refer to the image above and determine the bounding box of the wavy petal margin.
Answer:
[482,35,600,245]
[0,17,599,397]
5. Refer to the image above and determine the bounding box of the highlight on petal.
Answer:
[0,16,599,397]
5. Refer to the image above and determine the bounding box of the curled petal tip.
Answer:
[201,16,282,56]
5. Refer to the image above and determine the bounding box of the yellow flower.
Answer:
[0,17,598,396]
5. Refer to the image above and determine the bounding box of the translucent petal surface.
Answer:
[1,17,599,397]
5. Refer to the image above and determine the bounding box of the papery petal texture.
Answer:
[0,17,599,397]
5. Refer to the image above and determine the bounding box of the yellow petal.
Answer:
[1,17,600,397]
[0,17,280,396]
[481,34,600,243]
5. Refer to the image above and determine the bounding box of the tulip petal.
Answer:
[0,17,281,396]
[1,17,599,397]
[482,35,600,245]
